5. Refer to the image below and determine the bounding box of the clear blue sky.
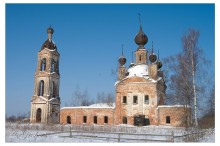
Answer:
[6,4,215,116]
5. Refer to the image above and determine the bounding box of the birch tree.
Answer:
[163,29,211,127]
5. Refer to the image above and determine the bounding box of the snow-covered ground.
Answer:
[5,123,215,143]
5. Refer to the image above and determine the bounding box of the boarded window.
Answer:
[94,116,97,124]
[133,96,138,104]
[104,116,108,124]
[145,95,149,104]
[67,116,71,124]
[166,116,170,124]
[123,96,127,103]
[83,116,87,123]
[123,117,127,124]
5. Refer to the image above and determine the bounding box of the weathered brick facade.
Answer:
[157,106,191,127]
[60,108,115,125]
[31,26,191,127]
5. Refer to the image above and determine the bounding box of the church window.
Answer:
[67,116,71,124]
[133,96,138,104]
[51,59,56,73]
[139,55,142,62]
[123,96,127,104]
[94,116,97,124]
[38,80,44,96]
[83,116,87,123]
[104,116,108,124]
[40,58,46,71]
[52,81,56,97]
[166,116,170,124]
[145,95,149,104]
[123,117,127,124]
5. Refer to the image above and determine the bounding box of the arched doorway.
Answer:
[36,108,42,122]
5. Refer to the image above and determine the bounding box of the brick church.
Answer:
[30,23,191,127]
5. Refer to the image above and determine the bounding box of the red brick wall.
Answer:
[60,108,115,125]
[157,106,191,127]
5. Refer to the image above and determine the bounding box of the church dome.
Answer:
[156,60,163,69]
[149,53,157,63]
[118,56,126,66]
[134,26,148,46]
[41,39,57,50]
[47,26,54,34]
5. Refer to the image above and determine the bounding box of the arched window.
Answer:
[51,59,56,73]
[52,81,56,97]
[40,58,46,71]
[139,55,142,62]
[38,80,44,96]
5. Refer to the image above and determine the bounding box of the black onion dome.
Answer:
[134,26,148,46]
[156,60,163,69]
[47,26,54,34]
[149,53,157,63]
[119,56,126,66]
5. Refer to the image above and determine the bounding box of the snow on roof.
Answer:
[61,103,115,110]
[127,64,148,78]
[157,105,190,108]
[39,96,47,101]
[115,64,162,86]
[89,103,115,107]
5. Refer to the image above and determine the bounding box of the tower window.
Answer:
[166,116,170,124]
[104,116,108,124]
[51,59,56,73]
[40,58,46,71]
[133,96,138,104]
[52,81,56,97]
[145,95,149,104]
[139,55,142,62]
[94,116,97,124]
[123,117,127,124]
[122,96,127,104]
[83,116,87,123]
[38,80,44,96]
[67,116,71,124]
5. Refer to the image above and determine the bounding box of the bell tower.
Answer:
[30,26,61,124]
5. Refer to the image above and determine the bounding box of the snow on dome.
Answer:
[127,64,148,78]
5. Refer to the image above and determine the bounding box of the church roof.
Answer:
[41,39,57,50]
[115,64,162,86]
[127,64,148,78]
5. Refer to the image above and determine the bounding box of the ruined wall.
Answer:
[60,108,115,125]
[115,77,158,125]
[157,106,191,127]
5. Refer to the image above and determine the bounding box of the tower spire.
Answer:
[122,44,124,56]
[132,51,134,63]
[149,41,157,63]
[151,41,154,54]
[158,49,160,60]
[138,13,142,27]
[156,49,163,69]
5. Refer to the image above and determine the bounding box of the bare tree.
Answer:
[96,92,114,106]
[70,86,91,106]
[163,29,212,127]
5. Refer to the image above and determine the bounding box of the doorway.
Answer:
[36,108,42,122]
